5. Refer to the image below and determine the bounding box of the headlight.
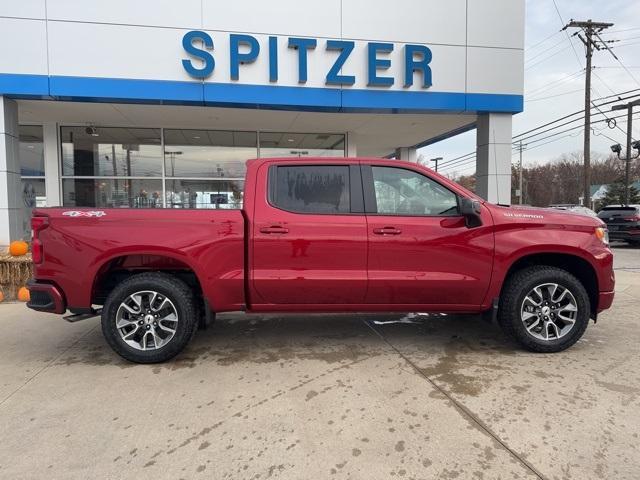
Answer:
[595,227,609,245]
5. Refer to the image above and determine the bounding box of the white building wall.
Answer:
[0,0,525,97]
[0,0,526,228]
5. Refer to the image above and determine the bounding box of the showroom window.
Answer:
[19,125,46,207]
[61,127,163,208]
[259,132,345,158]
[163,129,256,209]
[60,126,345,209]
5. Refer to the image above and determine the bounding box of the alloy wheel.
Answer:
[520,283,578,341]
[115,290,178,351]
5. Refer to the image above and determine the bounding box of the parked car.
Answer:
[549,204,598,217]
[597,205,640,245]
[26,158,614,363]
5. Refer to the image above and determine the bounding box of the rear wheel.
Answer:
[498,266,591,353]
[101,272,198,363]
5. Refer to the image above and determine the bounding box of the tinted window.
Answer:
[598,207,639,218]
[272,165,350,214]
[372,166,458,216]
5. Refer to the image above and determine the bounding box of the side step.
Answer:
[64,309,102,323]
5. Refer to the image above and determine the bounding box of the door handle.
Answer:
[260,225,289,234]
[373,226,402,235]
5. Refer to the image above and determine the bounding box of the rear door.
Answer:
[251,162,368,305]
[363,164,494,307]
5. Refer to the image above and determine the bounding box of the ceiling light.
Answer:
[287,138,295,142]
[193,136,201,139]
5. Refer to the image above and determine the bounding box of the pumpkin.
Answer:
[0,290,4,303]
[9,240,28,256]
[17,287,30,302]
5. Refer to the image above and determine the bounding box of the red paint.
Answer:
[28,157,615,316]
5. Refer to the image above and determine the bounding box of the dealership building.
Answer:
[0,0,524,245]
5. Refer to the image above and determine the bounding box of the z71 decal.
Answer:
[62,210,107,218]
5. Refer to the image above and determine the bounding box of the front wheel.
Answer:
[101,272,198,363]
[498,266,591,353]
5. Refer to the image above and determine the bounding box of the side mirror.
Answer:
[459,197,483,227]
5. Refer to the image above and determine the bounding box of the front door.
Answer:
[363,164,494,307]
[251,162,368,305]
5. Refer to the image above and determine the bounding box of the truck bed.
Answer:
[31,208,246,312]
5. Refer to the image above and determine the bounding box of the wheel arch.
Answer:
[91,252,205,306]
[500,252,599,314]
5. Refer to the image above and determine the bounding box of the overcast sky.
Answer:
[419,0,640,177]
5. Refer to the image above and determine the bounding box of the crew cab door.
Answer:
[362,164,494,307]
[251,162,367,305]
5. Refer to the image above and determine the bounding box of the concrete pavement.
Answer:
[0,246,638,479]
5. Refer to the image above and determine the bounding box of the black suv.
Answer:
[598,205,640,245]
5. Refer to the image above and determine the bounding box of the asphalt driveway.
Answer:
[0,246,638,479]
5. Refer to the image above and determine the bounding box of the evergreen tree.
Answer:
[601,178,640,206]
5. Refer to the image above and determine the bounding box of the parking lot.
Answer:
[0,245,638,480]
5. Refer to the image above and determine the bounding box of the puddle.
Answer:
[372,313,448,325]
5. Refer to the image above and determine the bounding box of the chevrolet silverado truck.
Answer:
[26,157,615,363]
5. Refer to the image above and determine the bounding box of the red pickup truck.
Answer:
[27,157,614,363]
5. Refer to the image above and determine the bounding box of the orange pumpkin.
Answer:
[0,290,4,303]
[17,287,30,302]
[9,240,28,256]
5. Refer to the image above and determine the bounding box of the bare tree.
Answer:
[453,151,624,207]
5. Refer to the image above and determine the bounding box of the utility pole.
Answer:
[516,141,526,204]
[564,19,614,208]
[431,157,442,172]
[612,99,640,205]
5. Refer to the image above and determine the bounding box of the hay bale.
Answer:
[0,253,33,300]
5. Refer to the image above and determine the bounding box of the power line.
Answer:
[600,27,640,35]
[526,68,584,97]
[439,111,640,173]
[525,38,572,64]
[526,88,584,103]
[524,44,573,71]
[551,0,584,67]
[526,29,563,51]
[436,90,640,171]
[513,90,640,140]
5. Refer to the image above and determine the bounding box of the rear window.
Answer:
[270,165,350,214]
[598,207,639,217]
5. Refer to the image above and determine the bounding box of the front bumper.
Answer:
[26,280,66,314]
[597,290,615,313]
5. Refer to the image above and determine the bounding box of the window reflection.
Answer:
[61,127,162,177]
[164,129,256,178]
[63,179,163,208]
[165,179,244,209]
[259,132,345,158]
[19,125,45,176]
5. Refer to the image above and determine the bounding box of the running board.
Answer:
[64,309,102,323]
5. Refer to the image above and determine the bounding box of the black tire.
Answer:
[101,272,198,363]
[498,266,591,353]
